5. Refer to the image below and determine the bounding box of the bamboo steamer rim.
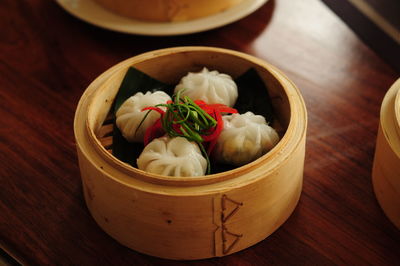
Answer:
[74,47,307,193]
[381,78,400,159]
[395,81,400,138]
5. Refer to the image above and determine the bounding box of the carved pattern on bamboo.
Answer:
[213,194,243,255]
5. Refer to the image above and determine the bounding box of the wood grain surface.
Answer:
[0,0,399,265]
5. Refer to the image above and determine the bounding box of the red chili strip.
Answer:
[144,118,164,146]
[142,106,165,115]
[142,99,237,154]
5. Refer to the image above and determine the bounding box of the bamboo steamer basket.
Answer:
[74,47,307,259]
[93,0,244,22]
[372,78,400,229]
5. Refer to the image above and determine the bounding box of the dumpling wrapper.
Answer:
[213,112,279,166]
[116,91,171,142]
[137,136,207,177]
[174,67,238,107]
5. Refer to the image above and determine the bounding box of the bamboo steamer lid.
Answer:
[74,47,307,259]
[372,78,400,229]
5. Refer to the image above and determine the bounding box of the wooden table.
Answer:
[1,0,399,264]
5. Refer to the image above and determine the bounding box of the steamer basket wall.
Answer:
[372,78,400,229]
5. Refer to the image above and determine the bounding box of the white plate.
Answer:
[56,0,268,36]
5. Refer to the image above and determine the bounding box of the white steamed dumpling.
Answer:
[174,67,238,107]
[137,136,207,177]
[213,112,279,166]
[116,91,171,142]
